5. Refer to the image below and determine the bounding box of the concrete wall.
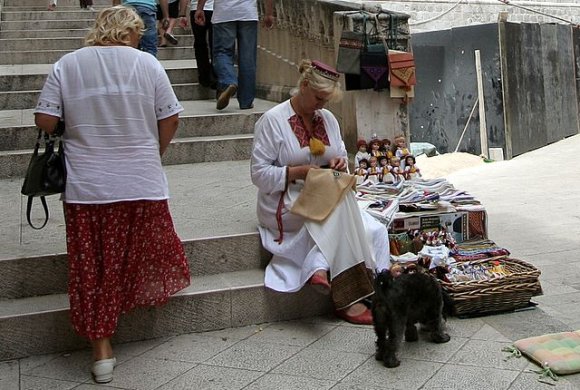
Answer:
[410,22,579,158]
[501,22,579,158]
[410,24,504,154]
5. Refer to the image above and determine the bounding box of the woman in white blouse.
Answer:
[34,6,190,384]
[251,59,390,325]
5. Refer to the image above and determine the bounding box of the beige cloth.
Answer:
[290,168,356,222]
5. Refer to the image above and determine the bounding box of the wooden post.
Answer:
[475,50,489,158]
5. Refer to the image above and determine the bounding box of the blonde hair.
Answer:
[292,59,343,102]
[85,6,144,47]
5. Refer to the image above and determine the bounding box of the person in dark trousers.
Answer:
[190,0,215,88]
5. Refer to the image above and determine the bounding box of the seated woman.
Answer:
[250,59,390,325]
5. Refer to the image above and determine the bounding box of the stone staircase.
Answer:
[0,0,332,361]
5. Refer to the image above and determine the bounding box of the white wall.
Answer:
[342,0,580,33]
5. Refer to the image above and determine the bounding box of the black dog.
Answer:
[372,268,451,368]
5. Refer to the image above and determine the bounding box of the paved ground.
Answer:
[2,134,580,389]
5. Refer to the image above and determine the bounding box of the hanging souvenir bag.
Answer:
[359,15,389,91]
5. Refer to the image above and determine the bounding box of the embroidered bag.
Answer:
[388,49,416,100]
[336,30,364,75]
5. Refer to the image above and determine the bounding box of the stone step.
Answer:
[0,60,197,91]
[0,65,202,110]
[4,0,111,6]
[1,159,261,259]
[0,233,270,300]
[0,132,254,179]
[0,82,213,110]
[0,269,333,360]
[1,111,259,151]
[1,19,95,30]
[0,46,194,65]
[0,35,193,51]
[0,28,90,39]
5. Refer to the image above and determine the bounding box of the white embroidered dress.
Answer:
[250,100,390,293]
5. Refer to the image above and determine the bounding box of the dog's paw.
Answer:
[375,351,384,361]
[383,356,401,368]
[431,332,451,344]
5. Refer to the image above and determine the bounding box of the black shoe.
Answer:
[163,32,178,45]
[239,104,254,110]
[216,84,237,110]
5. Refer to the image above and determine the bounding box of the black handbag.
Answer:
[21,127,66,229]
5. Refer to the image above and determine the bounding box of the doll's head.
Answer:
[405,155,416,166]
[394,135,407,149]
[356,139,368,153]
[369,139,381,151]
[390,156,400,167]
[359,159,368,169]
[369,156,378,167]
[378,156,388,167]
[380,139,391,152]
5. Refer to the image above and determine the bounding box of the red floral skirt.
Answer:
[64,200,190,340]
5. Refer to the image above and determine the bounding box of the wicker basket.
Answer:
[440,257,543,316]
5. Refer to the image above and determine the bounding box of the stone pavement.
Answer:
[2,133,580,389]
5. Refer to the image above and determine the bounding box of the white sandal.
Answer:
[92,357,116,384]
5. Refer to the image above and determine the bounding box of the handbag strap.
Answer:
[26,195,50,230]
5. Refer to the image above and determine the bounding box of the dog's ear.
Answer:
[375,269,393,288]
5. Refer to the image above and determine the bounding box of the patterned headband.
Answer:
[311,60,340,82]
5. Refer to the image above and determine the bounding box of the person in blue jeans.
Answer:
[113,0,169,57]
[194,0,273,110]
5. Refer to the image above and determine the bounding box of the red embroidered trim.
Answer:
[288,114,330,148]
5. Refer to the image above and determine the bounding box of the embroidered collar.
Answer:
[288,111,329,148]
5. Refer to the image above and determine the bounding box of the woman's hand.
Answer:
[329,157,348,172]
[288,164,317,181]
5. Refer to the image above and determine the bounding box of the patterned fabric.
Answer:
[513,330,580,375]
[468,210,486,239]
[331,262,374,310]
[450,239,510,261]
[65,200,190,340]
[288,113,330,148]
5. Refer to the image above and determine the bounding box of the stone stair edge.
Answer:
[0,231,261,263]
[0,269,267,319]
[0,59,198,76]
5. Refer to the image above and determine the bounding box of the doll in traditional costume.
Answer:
[404,155,422,180]
[369,138,385,158]
[380,138,394,159]
[385,156,405,183]
[393,134,410,168]
[354,139,370,168]
[366,156,380,183]
[378,155,391,182]
[355,158,369,185]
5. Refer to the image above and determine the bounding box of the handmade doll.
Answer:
[354,139,370,168]
[366,156,380,183]
[404,155,422,180]
[369,138,385,158]
[393,134,410,168]
[378,155,391,182]
[385,156,405,183]
[380,138,394,159]
[355,158,369,185]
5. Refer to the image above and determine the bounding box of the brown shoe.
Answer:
[216,84,237,110]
